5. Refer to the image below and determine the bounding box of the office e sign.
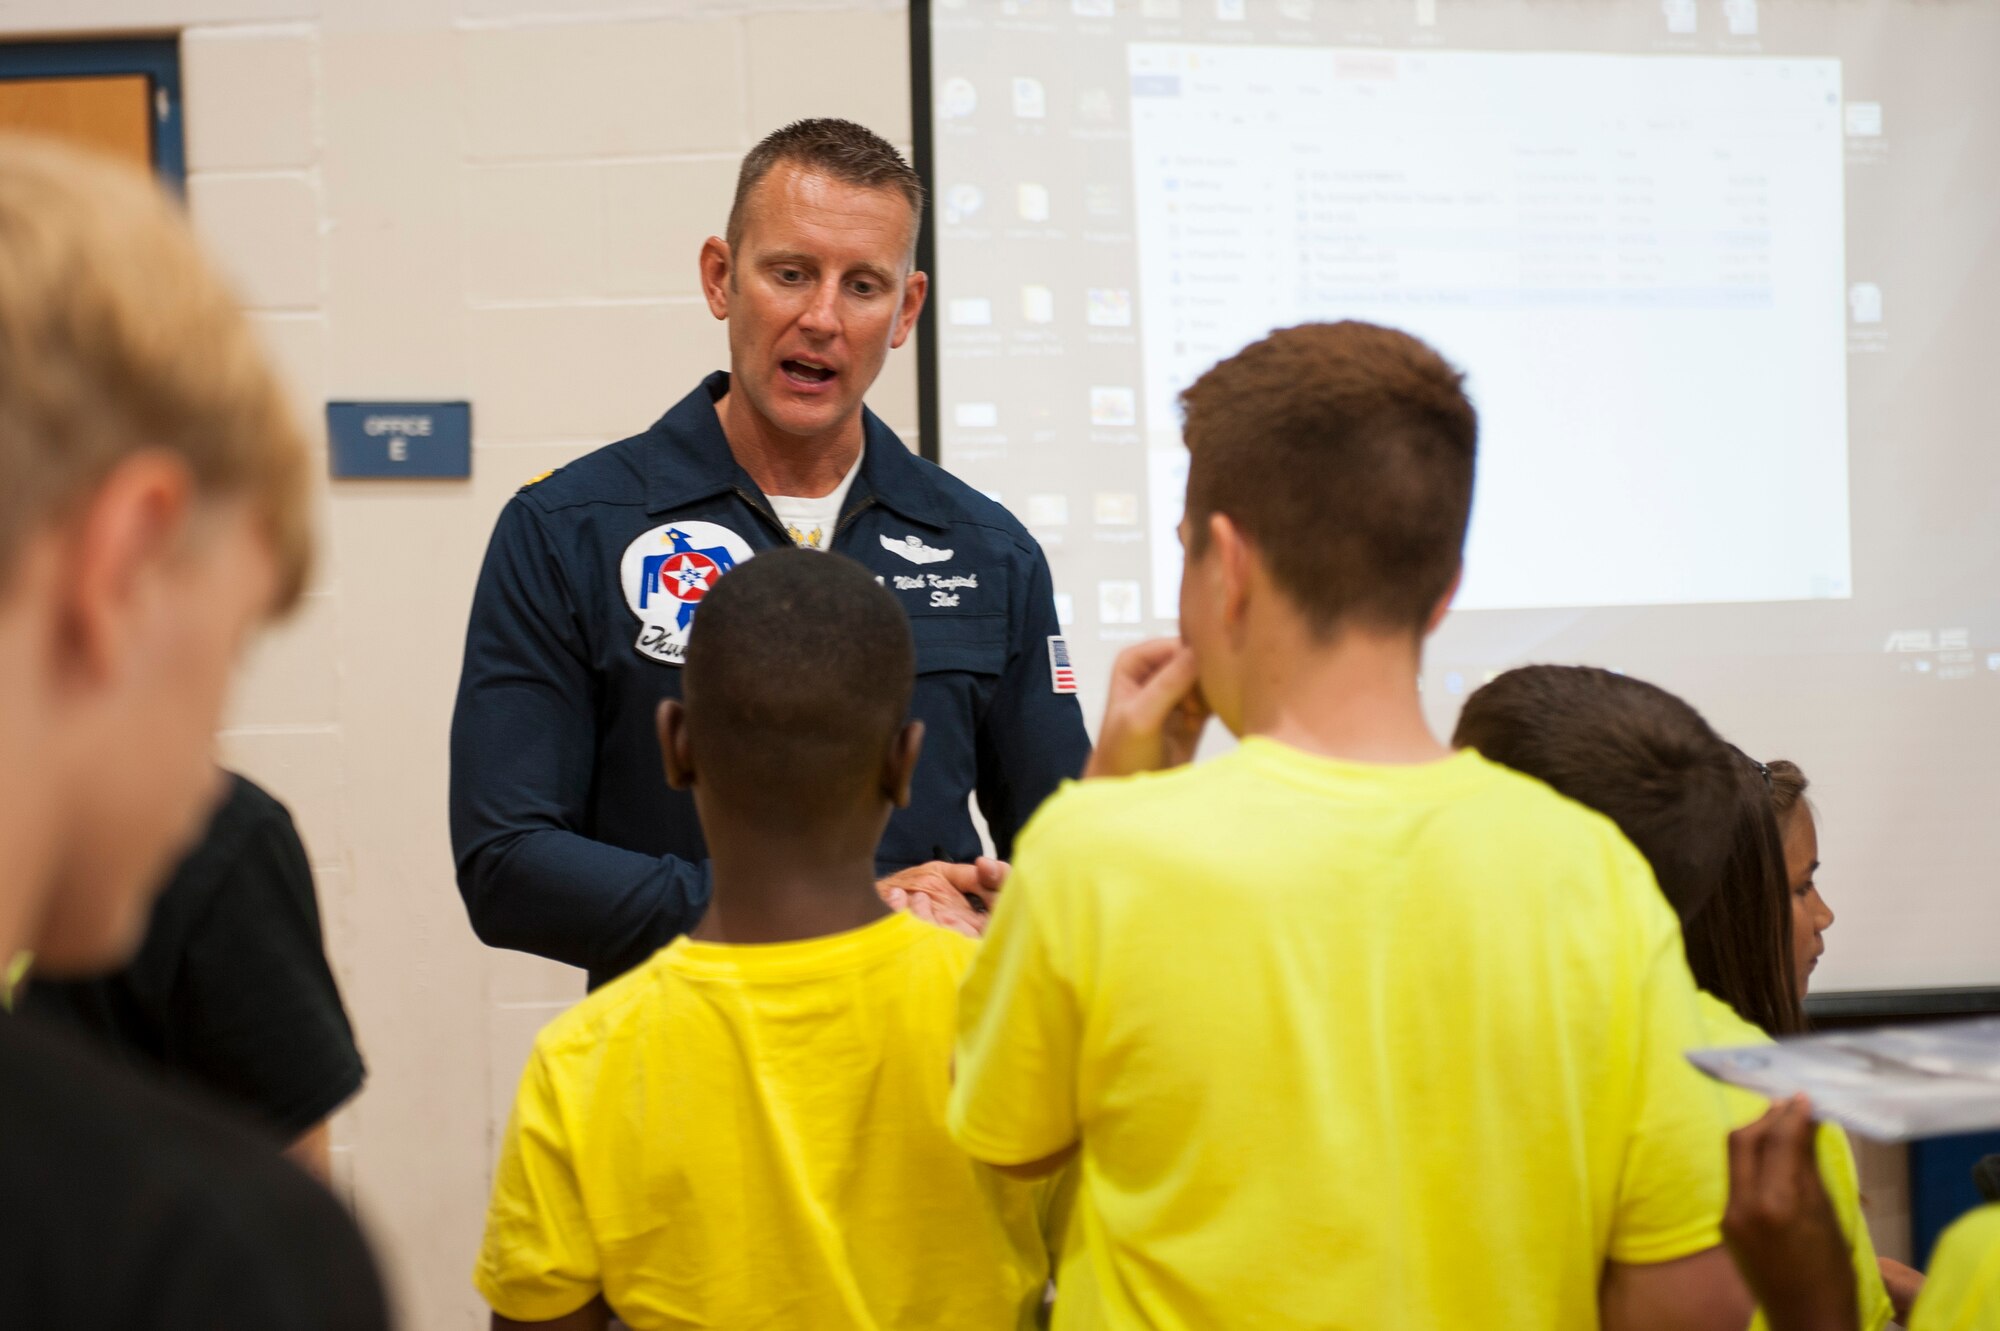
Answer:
[327,402,471,478]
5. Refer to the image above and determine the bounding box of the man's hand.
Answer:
[1085,638,1211,780]
[878,857,1008,939]
[1723,1096,1859,1331]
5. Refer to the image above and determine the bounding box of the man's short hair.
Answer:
[1453,665,1739,925]
[1179,321,1476,637]
[683,550,913,822]
[0,135,312,610]
[725,118,925,256]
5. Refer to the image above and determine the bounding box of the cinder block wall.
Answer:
[0,3,913,1325]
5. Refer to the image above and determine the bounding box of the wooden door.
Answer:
[0,74,151,170]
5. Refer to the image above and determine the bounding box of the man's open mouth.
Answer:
[782,360,837,385]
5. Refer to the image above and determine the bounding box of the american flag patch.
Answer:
[1047,636,1078,694]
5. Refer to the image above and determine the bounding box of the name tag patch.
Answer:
[893,571,979,608]
[620,521,755,666]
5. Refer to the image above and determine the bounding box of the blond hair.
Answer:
[0,134,312,609]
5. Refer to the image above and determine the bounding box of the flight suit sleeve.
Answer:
[450,497,710,979]
[974,541,1091,860]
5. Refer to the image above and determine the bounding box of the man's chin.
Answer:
[763,394,857,440]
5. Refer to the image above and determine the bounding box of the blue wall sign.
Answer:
[327,401,471,479]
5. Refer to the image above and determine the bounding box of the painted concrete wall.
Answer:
[0,2,912,1323]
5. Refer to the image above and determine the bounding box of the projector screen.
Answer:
[914,0,2000,1000]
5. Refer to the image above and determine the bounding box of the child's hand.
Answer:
[1723,1096,1859,1331]
[1085,638,1210,780]
[1876,1256,1924,1324]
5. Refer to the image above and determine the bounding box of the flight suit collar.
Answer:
[646,371,949,533]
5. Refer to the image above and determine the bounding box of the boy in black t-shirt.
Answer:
[0,136,388,1327]
[21,771,367,1180]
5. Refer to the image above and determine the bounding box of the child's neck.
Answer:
[690,814,891,946]
[0,623,60,968]
[1238,622,1448,767]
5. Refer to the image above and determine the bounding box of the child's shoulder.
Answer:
[901,916,981,978]
[1020,760,1221,846]
[529,955,664,1064]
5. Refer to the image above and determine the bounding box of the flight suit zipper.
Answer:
[833,494,877,540]
[733,488,878,548]
[733,486,788,542]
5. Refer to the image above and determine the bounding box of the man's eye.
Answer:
[777,269,805,283]
[851,281,878,297]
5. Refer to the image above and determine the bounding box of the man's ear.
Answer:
[657,698,696,790]
[883,719,925,809]
[890,270,928,350]
[1423,568,1462,637]
[55,451,194,689]
[699,236,732,321]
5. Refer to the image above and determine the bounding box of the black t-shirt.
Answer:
[0,1013,390,1327]
[20,773,365,1140]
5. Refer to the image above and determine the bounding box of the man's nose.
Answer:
[798,278,841,337]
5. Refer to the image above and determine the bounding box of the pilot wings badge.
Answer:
[880,533,954,565]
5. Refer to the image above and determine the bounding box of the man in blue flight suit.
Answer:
[450,119,1092,987]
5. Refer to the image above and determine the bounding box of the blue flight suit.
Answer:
[450,372,1091,987]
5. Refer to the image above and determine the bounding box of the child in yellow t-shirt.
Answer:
[1456,664,1892,1331]
[1913,1205,2000,1330]
[949,322,1743,1331]
[475,551,1053,1331]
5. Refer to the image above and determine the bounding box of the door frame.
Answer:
[0,38,184,186]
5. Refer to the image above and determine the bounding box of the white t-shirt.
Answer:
[768,452,862,551]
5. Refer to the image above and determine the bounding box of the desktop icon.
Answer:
[1098,580,1144,625]
[943,183,985,225]
[1086,287,1134,327]
[1090,386,1138,426]
[948,297,994,327]
[1849,283,1883,325]
[1845,102,1884,137]
[1094,493,1140,526]
[1026,494,1070,527]
[1012,76,1048,119]
[1017,182,1051,222]
[940,76,978,119]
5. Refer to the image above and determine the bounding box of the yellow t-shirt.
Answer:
[476,911,1051,1330]
[1696,991,1895,1331]
[1913,1204,2000,1331]
[950,739,1730,1331]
